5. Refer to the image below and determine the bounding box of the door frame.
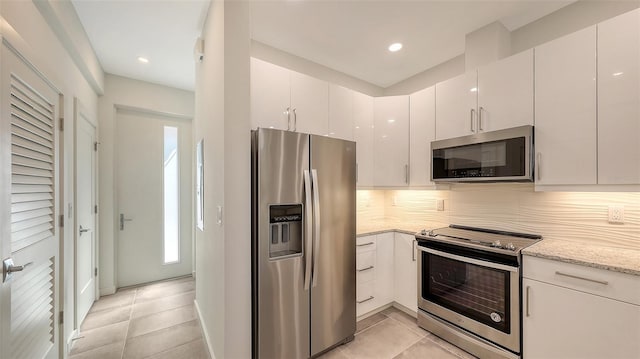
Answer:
[112,104,193,289]
[73,97,98,332]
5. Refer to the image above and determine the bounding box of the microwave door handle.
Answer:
[311,169,321,288]
[417,246,518,273]
[303,170,313,290]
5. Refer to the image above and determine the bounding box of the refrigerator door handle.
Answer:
[311,169,321,288]
[303,170,313,291]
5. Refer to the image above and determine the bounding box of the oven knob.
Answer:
[491,240,502,248]
[506,243,516,251]
[420,229,427,236]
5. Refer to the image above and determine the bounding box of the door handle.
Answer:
[293,108,297,132]
[412,240,417,262]
[311,169,320,288]
[120,213,133,230]
[470,108,476,133]
[285,107,291,131]
[79,225,91,236]
[303,170,313,291]
[478,107,484,131]
[3,258,33,283]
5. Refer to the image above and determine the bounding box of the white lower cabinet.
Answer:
[356,232,417,317]
[523,256,640,359]
[393,233,417,312]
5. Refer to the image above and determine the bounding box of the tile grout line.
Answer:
[120,288,139,359]
[423,335,475,359]
[140,337,203,359]
[391,335,426,359]
[354,312,391,336]
[383,313,429,338]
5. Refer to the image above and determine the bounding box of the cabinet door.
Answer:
[534,26,597,185]
[328,84,354,140]
[375,232,394,307]
[477,49,533,132]
[250,57,291,130]
[373,96,409,187]
[435,72,477,140]
[409,87,435,186]
[354,92,374,187]
[393,233,417,313]
[290,70,328,136]
[598,9,640,184]
[523,278,640,359]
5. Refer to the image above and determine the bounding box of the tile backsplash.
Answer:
[358,184,640,250]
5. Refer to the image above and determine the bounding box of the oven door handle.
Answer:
[417,246,519,273]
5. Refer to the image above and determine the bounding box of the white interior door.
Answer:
[116,109,192,288]
[1,44,60,359]
[75,101,96,328]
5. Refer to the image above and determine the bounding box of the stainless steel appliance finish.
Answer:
[431,125,534,182]
[252,128,356,359]
[416,225,541,359]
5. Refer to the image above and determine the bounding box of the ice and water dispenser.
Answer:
[269,204,303,259]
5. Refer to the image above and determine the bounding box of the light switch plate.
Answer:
[436,199,445,211]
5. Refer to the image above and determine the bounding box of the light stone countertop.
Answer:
[523,240,640,276]
[358,223,640,277]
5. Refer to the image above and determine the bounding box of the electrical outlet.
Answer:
[392,196,397,206]
[608,205,624,224]
[436,199,445,211]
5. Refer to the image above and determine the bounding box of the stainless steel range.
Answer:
[415,225,541,359]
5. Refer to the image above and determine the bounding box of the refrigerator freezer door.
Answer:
[310,135,357,356]
[255,129,310,359]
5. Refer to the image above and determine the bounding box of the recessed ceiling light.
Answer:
[613,72,624,77]
[388,43,403,52]
[137,56,149,64]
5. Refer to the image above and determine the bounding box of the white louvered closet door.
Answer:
[1,45,60,359]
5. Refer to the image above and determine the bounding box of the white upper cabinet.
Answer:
[409,87,435,186]
[597,9,640,185]
[374,96,410,187]
[290,71,328,135]
[477,49,534,132]
[251,57,291,130]
[328,84,354,141]
[534,26,597,185]
[250,57,329,136]
[435,72,477,140]
[353,92,374,187]
[435,50,534,141]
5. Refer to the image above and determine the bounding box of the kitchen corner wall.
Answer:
[358,185,640,250]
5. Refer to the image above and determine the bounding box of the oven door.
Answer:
[417,243,520,353]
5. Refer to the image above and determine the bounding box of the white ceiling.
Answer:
[71,0,210,91]
[72,0,574,91]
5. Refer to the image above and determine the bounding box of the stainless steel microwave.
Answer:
[431,125,534,182]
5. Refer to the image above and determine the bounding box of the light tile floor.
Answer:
[70,276,209,359]
[320,307,478,359]
[73,277,476,359]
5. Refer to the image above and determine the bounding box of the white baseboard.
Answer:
[99,286,116,296]
[66,328,79,356]
[194,299,216,359]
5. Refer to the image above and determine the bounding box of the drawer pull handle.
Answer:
[357,242,374,247]
[357,266,374,272]
[357,296,374,304]
[555,271,609,285]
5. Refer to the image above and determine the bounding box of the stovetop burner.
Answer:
[416,224,542,256]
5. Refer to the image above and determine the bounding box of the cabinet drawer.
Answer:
[356,281,377,316]
[356,251,376,283]
[523,255,640,305]
[356,236,376,253]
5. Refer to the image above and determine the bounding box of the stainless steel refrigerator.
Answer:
[251,128,356,359]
